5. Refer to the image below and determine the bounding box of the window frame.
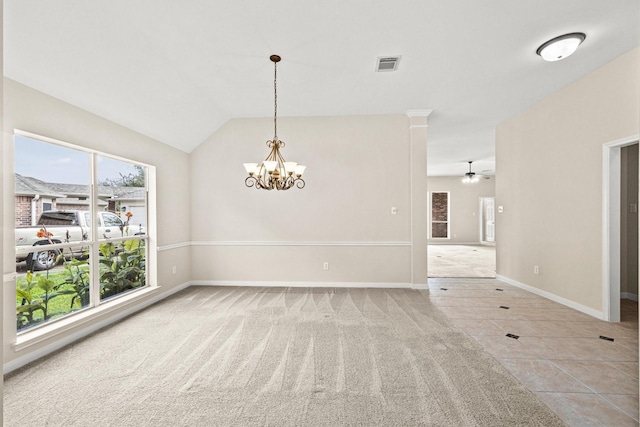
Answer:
[430,191,451,239]
[12,129,157,339]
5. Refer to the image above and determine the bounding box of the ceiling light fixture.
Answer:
[462,161,479,184]
[536,32,586,62]
[244,55,306,190]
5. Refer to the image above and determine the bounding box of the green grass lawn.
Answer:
[16,244,147,331]
[16,268,90,331]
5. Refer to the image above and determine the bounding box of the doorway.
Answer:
[620,144,638,321]
[480,197,495,243]
[603,137,639,322]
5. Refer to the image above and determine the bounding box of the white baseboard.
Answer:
[621,292,639,301]
[496,275,604,320]
[427,241,481,246]
[192,280,418,289]
[4,281,192,374]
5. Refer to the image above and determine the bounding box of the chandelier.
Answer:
[462,161,479,184]
[243,55,306,190]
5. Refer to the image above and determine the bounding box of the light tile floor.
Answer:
[429,278,639,427]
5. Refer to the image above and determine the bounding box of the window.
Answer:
[14,132,152,333]
[430,191,450,239]
[102,212,123,227]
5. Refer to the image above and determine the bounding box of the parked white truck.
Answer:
[16,210,144,270]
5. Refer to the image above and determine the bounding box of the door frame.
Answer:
[479,197,495,243]
[602,135,639,322]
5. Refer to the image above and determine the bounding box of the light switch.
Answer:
[498,206,504,213]
[391,207,397,215]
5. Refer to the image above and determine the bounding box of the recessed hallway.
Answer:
[428,244,496,278]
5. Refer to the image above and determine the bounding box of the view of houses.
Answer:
[14,173,147,229]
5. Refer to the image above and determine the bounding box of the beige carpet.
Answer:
[429,244,496,278]
[4,286,564,426]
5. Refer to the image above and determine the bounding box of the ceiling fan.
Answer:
[462,161,480,183]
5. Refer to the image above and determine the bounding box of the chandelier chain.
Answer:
[273,59,277,141]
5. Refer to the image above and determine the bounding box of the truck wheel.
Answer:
[30,249,59,271]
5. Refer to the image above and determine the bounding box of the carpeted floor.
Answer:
[428,244,496,278]
[4,286,565,426]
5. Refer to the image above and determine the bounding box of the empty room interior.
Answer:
[2,1,640,426]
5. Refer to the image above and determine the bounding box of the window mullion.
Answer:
[89,153,100,308]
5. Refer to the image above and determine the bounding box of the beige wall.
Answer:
[621,144,639,297]
[2,79,192,367]
[496,47,640,314]
[427,176,495,243]
[189,115,422,285]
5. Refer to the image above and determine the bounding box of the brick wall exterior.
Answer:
[15,197,59,227]
[15,196,33,227]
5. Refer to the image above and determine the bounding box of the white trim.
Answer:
[192,280,414,289]
[429,191,451,239]
[496,275,604,320]
[191,241,411,247]
[409,120,415,284]
[427,241,482,246]
[15,235,148,257]
[406,109,434,118]
[621,292,639,301]
[157,241,191,251]
[5,281,191,374]
[159,241,411,250]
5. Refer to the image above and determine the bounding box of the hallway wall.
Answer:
[427,176,495,244]
[495,47,640,316]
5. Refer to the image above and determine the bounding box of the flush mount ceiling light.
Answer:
[536,32,586,62]
[462,161,479,184]
[243,55,306,190]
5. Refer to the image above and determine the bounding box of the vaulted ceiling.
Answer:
[5,1,639,176]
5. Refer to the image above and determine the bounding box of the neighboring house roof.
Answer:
[56,197,108,207]
[15,174,66,198]
[46,182,112,199]
[15,174,145,201]
[111,186,146,201]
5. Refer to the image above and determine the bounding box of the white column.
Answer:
[407,109,432,288]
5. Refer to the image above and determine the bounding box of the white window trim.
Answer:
[12,129,158,344]
[429,191,451,239]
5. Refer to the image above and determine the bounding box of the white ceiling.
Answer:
[5,1,639,176]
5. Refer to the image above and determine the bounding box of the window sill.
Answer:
[13,286,161,352]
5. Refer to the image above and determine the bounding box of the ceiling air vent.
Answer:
[376,56,401,72]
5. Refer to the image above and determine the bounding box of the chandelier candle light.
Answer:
[244,55,306,190]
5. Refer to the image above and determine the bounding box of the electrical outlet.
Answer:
[323,262,329,270]
[534,265,539,275]
[172,266,177,274]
